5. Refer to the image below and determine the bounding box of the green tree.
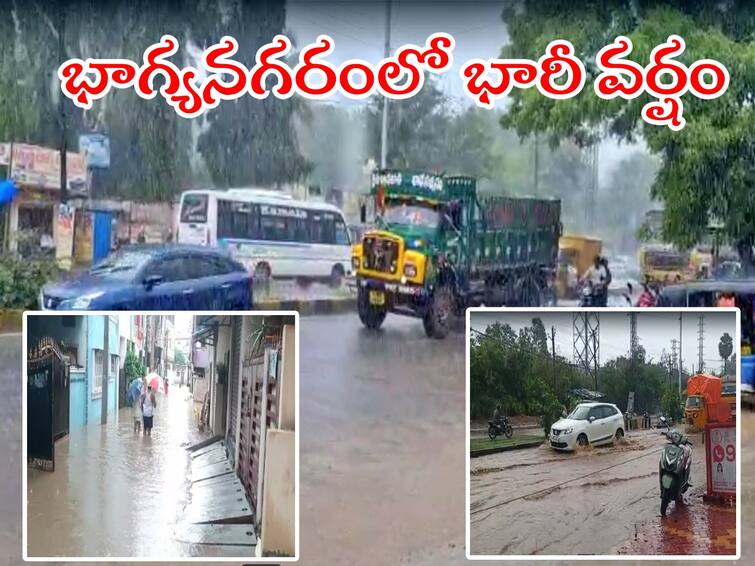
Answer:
[174,350,188,366]
[124,343,146,382]
[498,2,755,259]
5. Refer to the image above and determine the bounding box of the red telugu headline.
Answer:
[58,33,728,131]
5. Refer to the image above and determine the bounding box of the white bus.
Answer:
[177,188,352,286]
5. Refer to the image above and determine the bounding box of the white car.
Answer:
[550,402,625,451]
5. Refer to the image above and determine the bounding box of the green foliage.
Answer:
[499,2,755,250]
[0,254,59,309]
[661,386,684,423]
[471,319,682,431]
[124,343,145,382]
[174,350,188,366]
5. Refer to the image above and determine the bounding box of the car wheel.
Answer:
[577,433,589,447]
[615,428,624,442]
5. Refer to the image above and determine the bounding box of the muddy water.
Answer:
[27,387,198,558]
[470,429,706,556]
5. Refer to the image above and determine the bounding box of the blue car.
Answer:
[41,244,253,310]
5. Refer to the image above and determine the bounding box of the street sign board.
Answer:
[79,134,110,168]
[9,143,88,193]
[705,421,736,498]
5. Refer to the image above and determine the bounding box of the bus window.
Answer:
[218,201,259,240]
[261,215,287,241]
[180,194,208,223]
[312,215,336,244]
[335,218,350,245]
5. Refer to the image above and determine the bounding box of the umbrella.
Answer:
[146,372,162,393]
[126,378,144,406]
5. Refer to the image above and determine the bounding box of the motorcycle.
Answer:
[657,416,693,516]
[488,417,513,440]
[579,282,595,307]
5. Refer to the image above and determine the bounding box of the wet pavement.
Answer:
[2,320,754,565]
[26,383,205,558]
[470,429,718,556]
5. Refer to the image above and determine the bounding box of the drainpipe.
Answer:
[256,343,270,523]
[101,315,109,424]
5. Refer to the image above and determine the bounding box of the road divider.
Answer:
[254,296,356,315]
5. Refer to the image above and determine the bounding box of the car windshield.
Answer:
[567,405,592,420]
[382,202,439,229]
[90,249,153,280]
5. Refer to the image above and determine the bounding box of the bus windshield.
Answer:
[181,194,208,223]
[383,202,439,229]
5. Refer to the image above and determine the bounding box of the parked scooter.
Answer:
[488,416,514,440]
[657,416,693,516]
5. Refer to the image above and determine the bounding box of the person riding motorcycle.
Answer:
[492,404,503,424]
[637,283,656,307]
[581,255,611,307]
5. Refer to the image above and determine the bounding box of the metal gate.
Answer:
[225,316,243,469]
[238,326,282,517]
[28,337,69,471]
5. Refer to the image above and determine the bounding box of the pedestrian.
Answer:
[164,376,169,395]
[132,388,142,433]
[141,384,157,436]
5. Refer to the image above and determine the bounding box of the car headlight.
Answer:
[58,292,104,310]
[403,263,417,278]
[562,427,573,434]
[352,257,360,270]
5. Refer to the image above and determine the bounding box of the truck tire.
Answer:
[357,287,387,330]
[423,286,454,339]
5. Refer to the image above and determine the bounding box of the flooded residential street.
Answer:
[27,385,203,558]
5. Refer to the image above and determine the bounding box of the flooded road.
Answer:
[3,324,754,564]
[470,429,706,556]
[27,384,200,558]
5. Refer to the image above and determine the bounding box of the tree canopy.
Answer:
[499,1,755,252]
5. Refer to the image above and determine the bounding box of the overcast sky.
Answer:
[285,0,638,181]
[470,311,737,372]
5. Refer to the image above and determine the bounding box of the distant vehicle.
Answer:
[176,188,352,287]
[549,402,624,451]
[40,244,253,310]
[684,374,735,431]
[557,234,602,299]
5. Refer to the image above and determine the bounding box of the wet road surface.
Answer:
[0,333,21,566]
[2,321,754,565]
[27,384,201,558]
[470,429,707,556]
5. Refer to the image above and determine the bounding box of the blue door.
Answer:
[93,211,112,263]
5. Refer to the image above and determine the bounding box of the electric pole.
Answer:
[678,313,683,394]
[670,339,678,385]
[379,0,392,169]
[697,314,704,373]
[591,328,599,391]
[58,2,68,203]
[573,312,599,389]
[550,326,556,391]
[533,132,540,195]
[101,315,109,425]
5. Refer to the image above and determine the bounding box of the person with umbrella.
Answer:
[141,381,157,437]
[128,378,144,433]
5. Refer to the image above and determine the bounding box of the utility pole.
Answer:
[678,313,683,394]
[697,314,705,373]
[379,0,392,169]
[101,315,109,425]
[533,132,540,195]
[58,2,68,203]
[670,339,678,385]
[550,326,556,391]
[591,328,599,391]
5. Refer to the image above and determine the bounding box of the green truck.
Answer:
[351,169,561,338]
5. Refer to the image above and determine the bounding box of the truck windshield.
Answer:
[646,251,689,270]
[383,202,439,228]
[686,396,703,408]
